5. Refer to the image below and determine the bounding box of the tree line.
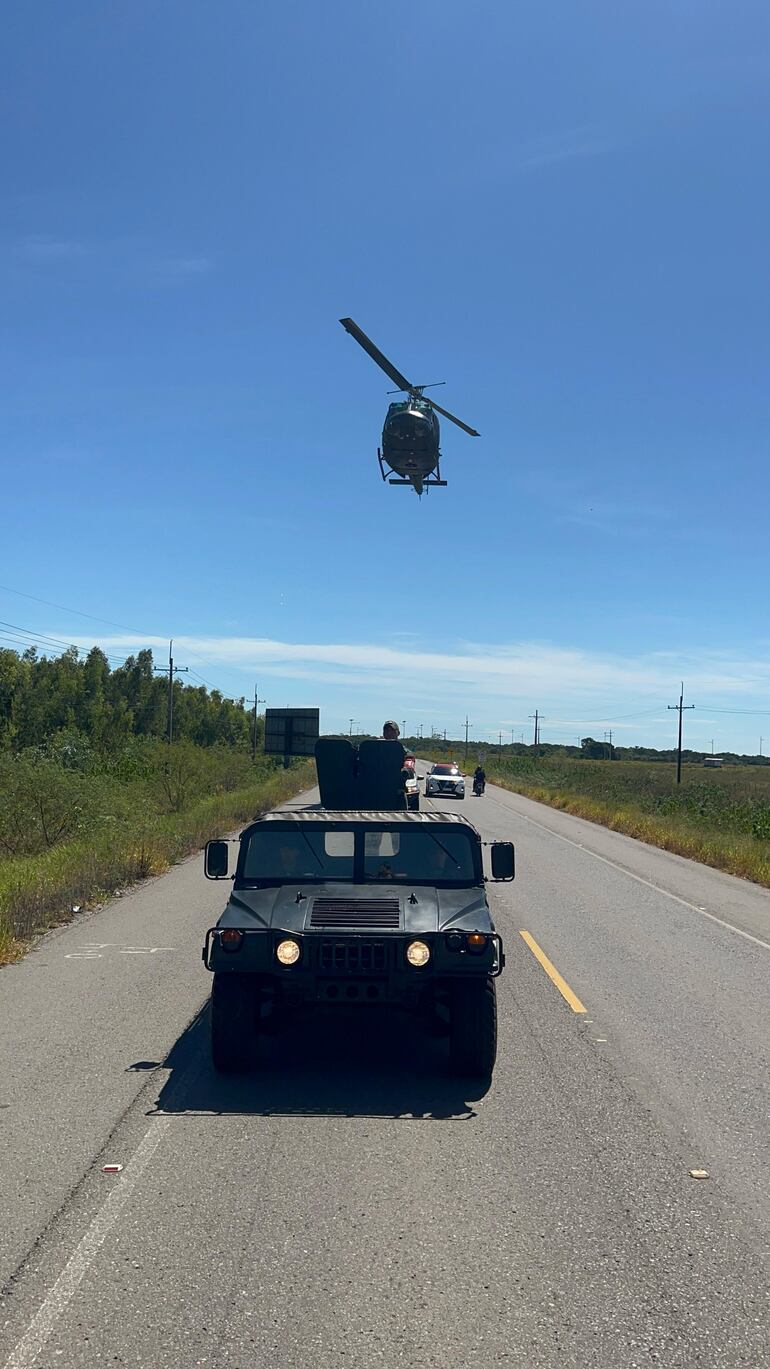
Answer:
[422,736,769,766]
[0,645,254,752]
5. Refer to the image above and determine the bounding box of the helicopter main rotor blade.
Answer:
[339,318,413,393]
[427,398,480,437]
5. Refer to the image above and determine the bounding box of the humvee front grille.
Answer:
[318,940,388,974]
[310,898,400,929]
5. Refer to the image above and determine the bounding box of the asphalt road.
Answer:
[1,776,768,1367]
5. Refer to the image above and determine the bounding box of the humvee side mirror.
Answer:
[205,840,229,879]
[491,842,515,881]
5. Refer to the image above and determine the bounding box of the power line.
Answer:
[0,621,127,666]
[0,583,148,635]
[252,683,266,761]
[668,682,695,785]
[529,710,543,747]
[153,640,188,744]
[699,706,770,716]
[0,620,245,711]
[0,583,235,699]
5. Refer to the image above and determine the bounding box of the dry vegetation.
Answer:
[476,756,770,887]
[0,745,314,964]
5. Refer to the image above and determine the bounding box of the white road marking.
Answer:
[3,1120,170,1369]
[119,946,175,955]
[491,795,770,953]
[64,944,175,959]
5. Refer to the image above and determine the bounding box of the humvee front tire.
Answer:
[449,979,497,1078]
[211,973,258,1073]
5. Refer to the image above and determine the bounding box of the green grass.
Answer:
[0,759,314,964]
[424,752,770,888]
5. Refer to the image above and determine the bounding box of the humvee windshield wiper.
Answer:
[425,833,462,869]
[297,829,325,871]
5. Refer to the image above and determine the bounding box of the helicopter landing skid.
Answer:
[377,449,447,488]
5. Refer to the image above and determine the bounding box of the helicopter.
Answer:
[339,318,479,495]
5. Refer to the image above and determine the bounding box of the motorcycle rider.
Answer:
[473,763,486,794]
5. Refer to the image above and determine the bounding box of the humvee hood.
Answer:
[220,884,491,934]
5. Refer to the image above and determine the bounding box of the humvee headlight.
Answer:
[275,938,301,966]
[406,939,431,968]
[467,933,487,952]
[220,928,244,953]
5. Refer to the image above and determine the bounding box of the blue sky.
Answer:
[2,1,770,753]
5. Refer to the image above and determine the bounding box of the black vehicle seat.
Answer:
[357,740,408,810]
[315,738,357,809]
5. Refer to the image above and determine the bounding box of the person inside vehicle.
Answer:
[382,720,400,740]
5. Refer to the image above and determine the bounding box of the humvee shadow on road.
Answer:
[202,736,514,1080]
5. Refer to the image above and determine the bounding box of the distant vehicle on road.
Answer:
[202,809,514,1079]
[424,762,466,800]
[403,751,419,810]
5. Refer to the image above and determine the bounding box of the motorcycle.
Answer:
[472,776,486,797]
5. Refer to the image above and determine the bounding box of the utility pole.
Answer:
[498,730,503,755]
[668,682,695,784]
[464,715,471,765]
[760,737,764,757]
[604,729,613,760]
[154,640,188,744]
[349,718,355,737]
[710,738,715,755]
[252,684,265,761]
[402,720,406,739]
[529,710,542,749]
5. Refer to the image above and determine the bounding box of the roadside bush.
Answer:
[0,748,315,961]
[0,751,105,857]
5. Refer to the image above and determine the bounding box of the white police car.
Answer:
[424,762,465,800]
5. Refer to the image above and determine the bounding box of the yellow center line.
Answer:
[519,930,587,1014]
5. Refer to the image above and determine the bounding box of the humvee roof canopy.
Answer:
[259,808,473,827]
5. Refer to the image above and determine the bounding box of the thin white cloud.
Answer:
[17,237,83,262]
[151,255,213,278]
[512,125,613,172]
[60,632,770,708]
[12,237,213,281]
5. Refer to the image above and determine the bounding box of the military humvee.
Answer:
[201,736,514,1079]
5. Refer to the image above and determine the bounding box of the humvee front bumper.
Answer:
[203,928,504,1004]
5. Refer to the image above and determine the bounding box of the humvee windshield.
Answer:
[242,828,355,882]
[363,828,475,883]
[239,824,479,885]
